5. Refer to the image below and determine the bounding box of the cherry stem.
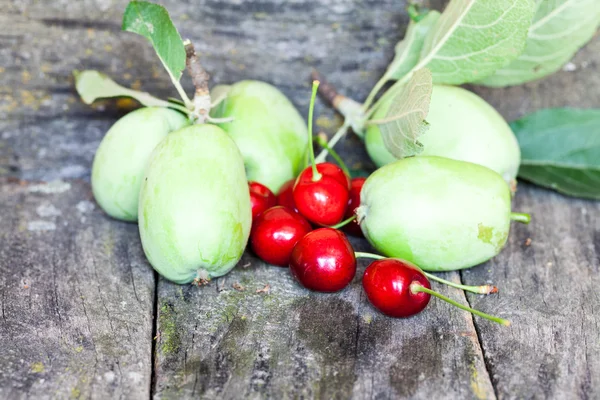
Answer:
[328,215,357,230]
[510,212,531,224]
[354,252,498,295]
[410,283,510,326]
[308,81,322,182]
[314,135,350,177]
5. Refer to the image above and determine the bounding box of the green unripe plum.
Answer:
[138,124,252,284]
[365,85,520,184]
[357,156,513,271]
[210,80,308,193]
[91,107,189,221]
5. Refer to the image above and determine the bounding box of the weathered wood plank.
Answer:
[1,0,600,399]
[461,186,600,399]
[0,179,155,399]
[153,240,495,399]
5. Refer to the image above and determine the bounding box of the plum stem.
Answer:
[510,212,531,224]
[184,40,214,123]
[328,215,356,230]
[308,81,322,182]
[314,134,350,177]
[354,252,498,295]
[410,283,510,326]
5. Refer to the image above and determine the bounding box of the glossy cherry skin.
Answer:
[250,206,312,266]
[362,258,431,318]
[293,163,350,226]
[343,177,367,237]
[249,181,277,220]
[289,228,356,292]
[276,179,298,212]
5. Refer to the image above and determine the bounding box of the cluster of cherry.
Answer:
[239,81,508,326]
[246,168,507,325]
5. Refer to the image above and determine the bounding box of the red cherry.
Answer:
[362,258,431,318]
[343,177,367,237]
[276,179,298,212]
[311,162,351,190]
[289,228,356,292]
[249,181,277,220]
[293,163,350,226]
[251,206,312,267]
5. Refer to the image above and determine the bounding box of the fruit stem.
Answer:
[308,80,322,182]
[328,215,357,230]
[424,274,498,295]
[510,212,531,224]
[354,252,385,260]
[314,134,350,177]
[354,252,498,295]
[315,120,351,164]
[184,40,213,123]
[410,283,510,326]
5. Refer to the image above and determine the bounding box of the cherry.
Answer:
[362,258,509,325]
[362,258,431,318]
[249,181,277,220]
[276,179,298,212]
[343,177,366,237]
[289,228,356,292]
[291,81,351,226]
[293,162,350,226]
[250,206,312,267]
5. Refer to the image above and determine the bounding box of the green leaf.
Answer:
[73,70,174,108]
[417,0,535,85]
[510,108,600,200]
[368,68,433,158]
[387,11,440,80]
[479,0,600,87]
[122,1,186,82]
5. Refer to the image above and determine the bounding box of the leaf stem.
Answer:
[120,87,190,114]
[510,212,531,224]
[365,72,412,119]
[328,215,357,230]
[308,81,322,182]
[167,70,194,110]
[354,252,498,295]
[362,73,390,113]
[410,283,510,326]
[314,120,351,164]
[314,135,350,177]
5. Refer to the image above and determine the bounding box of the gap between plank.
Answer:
[459,270,500,400]
[149,271,159,399]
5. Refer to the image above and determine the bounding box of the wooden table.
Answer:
[1,1,599,398]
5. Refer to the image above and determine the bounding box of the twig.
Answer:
[185,41,210,97]
[183,39,212,123]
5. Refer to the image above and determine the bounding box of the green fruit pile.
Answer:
[89,78,307,284]
[76,0,597,299]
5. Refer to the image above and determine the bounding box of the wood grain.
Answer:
[0,0,599,398]
[0,179,155,399]
[153,240,494,399]
[461,186,600,399]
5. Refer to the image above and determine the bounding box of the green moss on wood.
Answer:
[159,302,181,355]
